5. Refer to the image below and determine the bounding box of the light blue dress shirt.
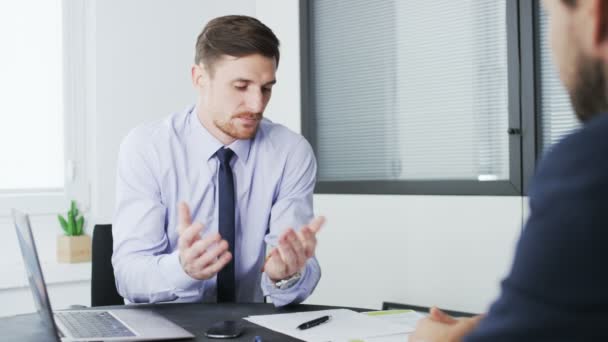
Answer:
[112,105,320,306]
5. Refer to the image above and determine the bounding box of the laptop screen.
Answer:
[12,209,61,341]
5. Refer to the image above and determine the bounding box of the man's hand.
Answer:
[410,307,483,342]
[263,216,325,282]
[177,202,232,280]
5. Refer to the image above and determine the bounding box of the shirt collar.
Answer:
[226,138,251,164]
[188,106,252,163]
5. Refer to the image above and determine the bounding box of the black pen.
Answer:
[297,315,331,330]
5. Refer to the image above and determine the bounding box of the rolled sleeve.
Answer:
[112,129,201,303]
[261,257,321,306]
[262,137,321,306]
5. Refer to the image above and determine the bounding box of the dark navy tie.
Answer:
[216,147,236,303]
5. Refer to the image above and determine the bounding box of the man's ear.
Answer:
[191,63,205,89]
[592,0,608,62]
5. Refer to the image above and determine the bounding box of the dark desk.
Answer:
[0,303,370,341]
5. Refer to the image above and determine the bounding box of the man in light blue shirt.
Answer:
[112,15,323,306]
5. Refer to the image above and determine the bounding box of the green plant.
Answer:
[57,200,85,236]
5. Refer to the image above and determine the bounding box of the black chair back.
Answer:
[91,224,124,306]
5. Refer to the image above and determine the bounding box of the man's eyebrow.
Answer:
[231,78,277,86]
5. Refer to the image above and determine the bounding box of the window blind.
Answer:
[538,7,579,151]
[309,0,510,182]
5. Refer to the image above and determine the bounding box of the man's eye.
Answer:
[234,85,247,90]
[262,87,272,93]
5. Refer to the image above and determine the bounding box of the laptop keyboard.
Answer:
[55,311,136,338]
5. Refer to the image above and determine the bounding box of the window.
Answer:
[0,0,89,214]
[0,1,65,191]
[302,0,521,195]
[537,5,579,151]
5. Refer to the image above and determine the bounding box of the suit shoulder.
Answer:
[535,115,608,182]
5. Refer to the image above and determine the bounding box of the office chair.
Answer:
[91,224,124,307]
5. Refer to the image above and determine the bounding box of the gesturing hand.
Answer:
[263,216,325,282]
[177,202,232,280]
[410,307,484,342]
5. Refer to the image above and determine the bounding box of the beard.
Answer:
[568,55,608,123]
[214,112,262,140]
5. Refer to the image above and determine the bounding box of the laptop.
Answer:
[11,209,195,341]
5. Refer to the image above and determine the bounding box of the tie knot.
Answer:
[216,147,235,165]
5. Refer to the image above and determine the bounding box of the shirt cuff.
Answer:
[262,262,314,307]
[158,250,200,291]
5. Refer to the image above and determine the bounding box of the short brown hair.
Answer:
[194,15,280,72]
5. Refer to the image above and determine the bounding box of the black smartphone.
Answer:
[205,320,243,339]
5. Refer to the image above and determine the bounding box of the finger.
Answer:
[463,315,484,327]
[411,317,443,342]
[277,227,292,243]
[307,216,326,234]
[196,232,222,254]
[277,235,299,275]
[183,233,221,262]
[200,251,232,278]
[178,222,204,252]
[266,247,288,279]
[410,319,428,341]
[451,316,483,339]
[297,226,317,259]
[177,202,192,233]
[284,229,306,268]
[429,307,458,324]
[193,239,230,270]
[261,248,278,272]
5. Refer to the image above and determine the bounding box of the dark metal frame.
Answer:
[520,0,538,195]
[300,0,540,196]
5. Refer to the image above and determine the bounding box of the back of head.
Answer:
[194,15,280,74]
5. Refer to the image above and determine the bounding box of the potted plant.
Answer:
[57,200,91,263]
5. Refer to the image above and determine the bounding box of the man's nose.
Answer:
[245,90,264,113]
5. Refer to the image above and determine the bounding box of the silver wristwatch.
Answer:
[273,271,302,290]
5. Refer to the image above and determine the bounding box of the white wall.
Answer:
[256,0,524,313]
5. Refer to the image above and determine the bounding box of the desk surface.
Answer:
[0,302,370,341]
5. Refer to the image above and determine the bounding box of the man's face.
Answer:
[194,54,276,141]
[543,0,608,122]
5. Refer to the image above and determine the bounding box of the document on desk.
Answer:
[354,310,426,342]
[364,310,425,328]
[244,309,411,342]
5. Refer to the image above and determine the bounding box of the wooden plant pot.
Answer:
[57,235,91,263]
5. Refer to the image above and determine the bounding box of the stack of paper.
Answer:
[244,309,417,342]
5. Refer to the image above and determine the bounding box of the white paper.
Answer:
[364,310,425,329]
[345,310,426,342]
[244,309,410,342]
[346,334,410,342]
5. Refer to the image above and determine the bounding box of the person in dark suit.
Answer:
[411,0,608,340]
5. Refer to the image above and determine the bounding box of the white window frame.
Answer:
[0,0,91,218]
